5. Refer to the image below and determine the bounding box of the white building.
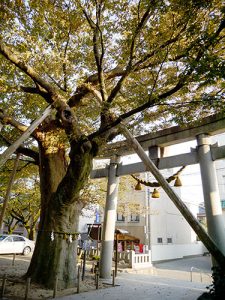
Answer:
[114,166,207,262]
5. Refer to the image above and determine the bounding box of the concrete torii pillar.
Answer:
[197,134,225,259]
[100,155,121,278]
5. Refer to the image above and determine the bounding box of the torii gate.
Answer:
[1,109,225,278]
[90,114,225,278]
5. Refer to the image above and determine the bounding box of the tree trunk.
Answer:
[26,201,81,289]
[26,227,35,241]
[26,140,94,289]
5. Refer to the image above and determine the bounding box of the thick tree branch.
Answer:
[62,25,71,92]
[11,209,25,224]
[0,42,54,95]
[0,42,81,138]
[20,86,47,95]
[0,110,28,132]
[87,81,183,141]
[83,4,108,102]
[106,3,152,105]
[67,66,126,107]
[0,43,64,109]
[82,83,102,104]
[20,85,52,103]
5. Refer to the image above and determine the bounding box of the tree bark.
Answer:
[26,136,94,289]
[26,200,81,289]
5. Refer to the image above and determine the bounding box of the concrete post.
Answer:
[197,134,225,258]
[100,156,120,278]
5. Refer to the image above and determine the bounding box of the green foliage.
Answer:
[92,254,100,261]
[0,158,40,238]
[0,0,224,136]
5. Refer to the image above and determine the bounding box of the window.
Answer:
[5,237,13,242]
[117,212,125,222]
[167,238,172,244]
[13,236,25,242]
[117,205,125,222]
[129,204,140,222]
[157,237,163,244]
[130,213,140,222]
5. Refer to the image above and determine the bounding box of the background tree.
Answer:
[7,176,40,240]
[0,0,224,289]
[0,157,40,239]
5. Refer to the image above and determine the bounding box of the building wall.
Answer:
[150,188,196,244]
[151,242,207,261]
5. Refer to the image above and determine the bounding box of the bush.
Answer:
[92,255,100,261]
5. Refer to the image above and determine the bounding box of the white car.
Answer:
[0,234,35,255]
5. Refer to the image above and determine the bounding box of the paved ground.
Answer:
[151,255,212,283]
[153,255,212,273]
[57,256,212,300]
[57,273,208,300]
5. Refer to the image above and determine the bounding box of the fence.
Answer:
[128,250,152,269]
[113,250,152,269]
[190,267,212,284]
[79,249,152,270]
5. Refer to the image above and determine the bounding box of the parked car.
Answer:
[0,234,35,255]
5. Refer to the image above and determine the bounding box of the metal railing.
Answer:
[190,266,211,283]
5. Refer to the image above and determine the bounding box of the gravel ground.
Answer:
[0,254,105,299]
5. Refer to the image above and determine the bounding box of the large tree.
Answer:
[0,0,224,289]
